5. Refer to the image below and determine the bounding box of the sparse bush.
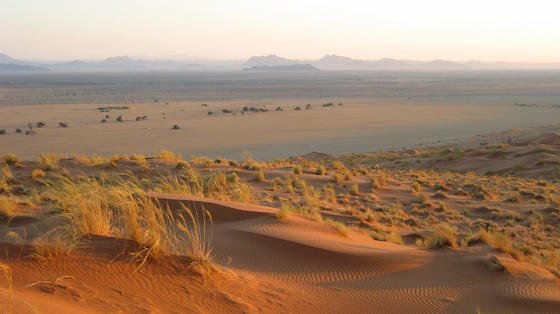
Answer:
[31,168,46,179]
[293,165,302,174]
[411,181,421,193]
[38,153,63,170]
[157,150,183,162]
[425,223,457,248]
[323,184,337,204]
[315,165,327,175]
[386,231,403,244]
[1,154,21,166]
[255,169,266,182]
[350,184,359,196]
[332,172,344,184]
[0,195,17,219]
[74,154,91,164]
[326,219,349,237]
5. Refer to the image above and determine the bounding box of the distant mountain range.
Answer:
[1,52,560,72]
[243,64,319,72]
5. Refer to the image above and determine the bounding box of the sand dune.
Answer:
[2,195,558,313]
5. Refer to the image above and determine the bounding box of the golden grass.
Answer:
[157,150,183,162]
[38,153,64,170]
[1,153,21,166]
[425,223,457,248]
[350,184,359,196]
[31,168,46,179]
[177,203,214,268]
[31,229,77,261]
[322,184,337,204]
[74,154,91,164]
[1,166,13,181]
[0,262,13,312]
[255,169,266,182]
[40,173,214,269]
[326,219,349,237]
[278,202,322,222]
[0,195,17,219]
[45,175,113,237]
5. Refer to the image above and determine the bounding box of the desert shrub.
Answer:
[276,206,291,220]
[74,154,91,164]
[0,195,17,219]
[432,191,447,199]
[270,177,283,192]
[505,192,522,203]
[326,219,349,237]
[1,154,21,166]
[331,160,346,172]
[31,168,46,179]
[43,174,214,267]
[38,153,63,170]
[204,172,252,202]
[176,204,214,268]
[323,184,337,204]
[315,165,327,175]
[425,223,457,248]
[411,181,421,193]
[350,184,359,196]
[283,176,295,193]
[386,231,403,244]
[0,166,13,181]
[332,172,344,184]
[279,202,322,222]
[157,150,183,162]
[158,174,203,197]
[45,175,113,237]
[31,230,77,261]
[244,160,262,171]
[479,229,515,257]
[293,165,302,174]
[89,154,107,166]
[255,169,266,182]
[130,154,149,170]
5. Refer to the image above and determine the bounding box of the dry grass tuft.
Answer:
[0,195,17,219]
[425,223,457,248]
[38,153,64,170]
[326,219,349,237]
[157,150,183,162]
[31,168,46,179]
[1,153,21,166]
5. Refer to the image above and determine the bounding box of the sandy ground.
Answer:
[1,196,558,313]
[1,98,559,160]
[1,70,560,160]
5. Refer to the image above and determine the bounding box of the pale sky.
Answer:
[2,0,559,62]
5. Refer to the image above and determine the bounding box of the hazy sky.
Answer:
[2,0,559,62]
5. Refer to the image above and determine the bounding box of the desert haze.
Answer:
[2,1,560,313]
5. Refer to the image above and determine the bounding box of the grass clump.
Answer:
[425,223,457,248]
[255,169,266,182]
[350,184,359,196]
[157,150,183,162]
[38,153,64,170]
[326,219,349,237]
[323,184,337,204]
[1,153,21,166]
[278,202,322,222]
[0,195,17,220]
[315,165,327,176]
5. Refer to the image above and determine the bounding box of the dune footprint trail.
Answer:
[160,196,560,313]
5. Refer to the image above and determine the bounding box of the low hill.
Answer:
[243,64,319,72]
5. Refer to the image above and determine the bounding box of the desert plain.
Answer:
[0,70,559,313]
